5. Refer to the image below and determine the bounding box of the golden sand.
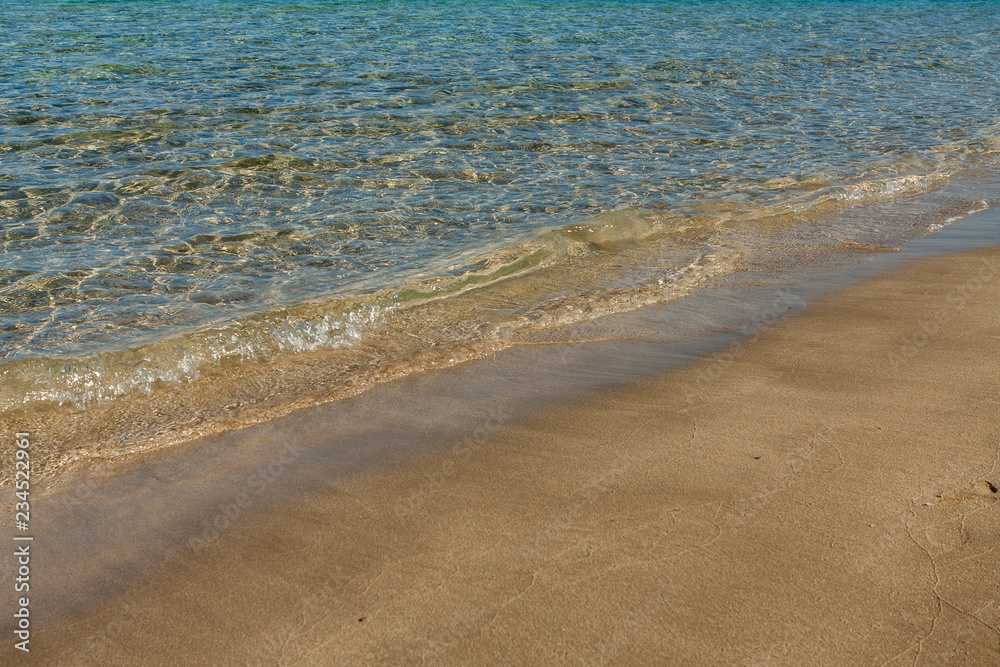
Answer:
[16,246,1000,665]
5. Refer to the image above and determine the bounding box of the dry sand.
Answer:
[21,246,1000,665]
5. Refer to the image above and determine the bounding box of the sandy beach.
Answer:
[7,3,1000,664]
[10,240,995,665]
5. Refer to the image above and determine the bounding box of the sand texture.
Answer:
[18,246,1000,665]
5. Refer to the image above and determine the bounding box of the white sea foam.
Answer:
[933,201,991,230]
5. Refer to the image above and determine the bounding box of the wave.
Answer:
[0,161,977,415]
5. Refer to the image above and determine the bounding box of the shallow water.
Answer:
[2,0,999,417]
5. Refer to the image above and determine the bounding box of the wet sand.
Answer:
[10,244,1000,665]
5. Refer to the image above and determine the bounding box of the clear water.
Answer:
[1,0,999,413]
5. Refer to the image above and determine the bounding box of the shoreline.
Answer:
[1,178,998,487]
[5,3,1000,661]
[5,234,999,662]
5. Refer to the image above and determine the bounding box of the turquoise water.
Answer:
[1,0,999,410]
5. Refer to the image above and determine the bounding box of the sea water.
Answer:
[1,0,998,437]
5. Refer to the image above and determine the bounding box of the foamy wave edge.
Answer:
[0,166,960,412]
